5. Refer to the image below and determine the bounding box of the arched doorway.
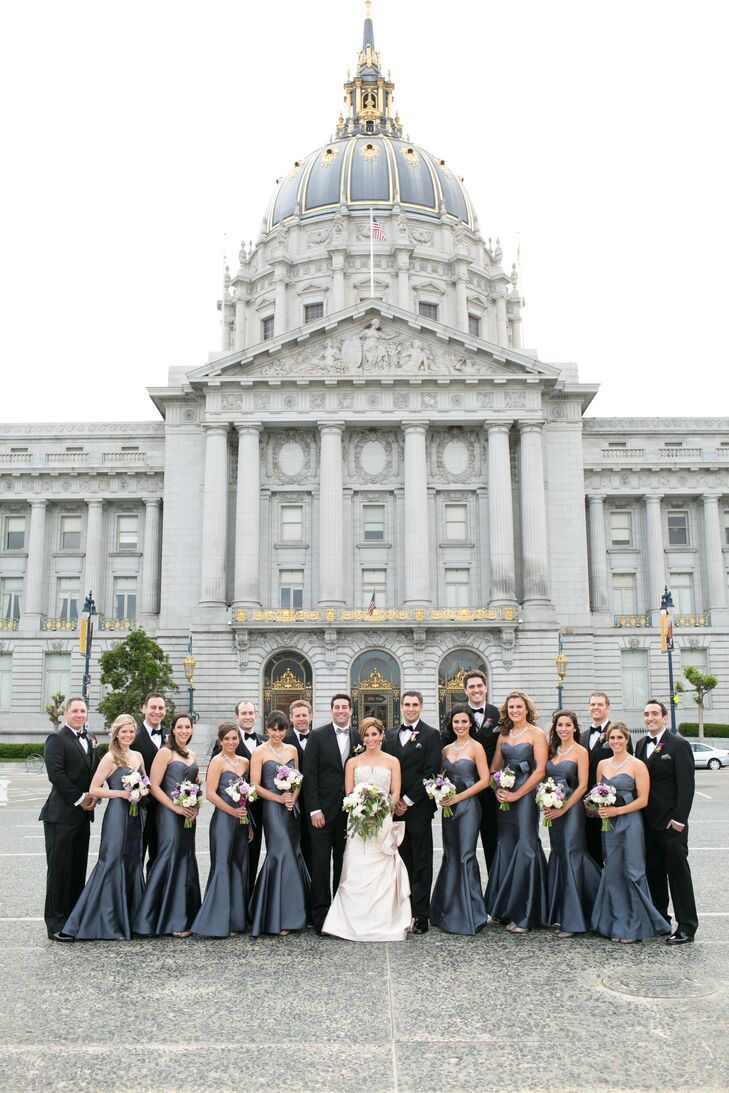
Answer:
[263,650,313,720]
[350,650,401,730]
[437,649,488,726]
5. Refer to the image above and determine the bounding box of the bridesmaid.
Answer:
[132,713,202,938]
[248,711,311,937]
[484,690,548,933]
[543,710,601,939]
[430,704,490,935]
[590,723,670,943]
[64,714,145,940]
[192,722,252,938]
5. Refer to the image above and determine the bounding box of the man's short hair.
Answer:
[463,670,487,688]
[143,691,166,707]
[235,699,256,716]
[290,699,312,714]
[401,690,423,704]
[589,691,610,705]
[64,695,87,711]
[645,698,668,717]
[330,693,353,709]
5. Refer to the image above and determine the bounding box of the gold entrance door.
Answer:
[263,654,313,720]
[350,657,401,732]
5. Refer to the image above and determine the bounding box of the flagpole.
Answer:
[369,207,374,298]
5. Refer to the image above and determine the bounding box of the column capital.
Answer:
[85,498,105,509]
[517,418,545,434]
[701,491,722,502]
[587,493,607,505]
[202,421,230,435]
[144,497,162,510]
[484,420,512,435]
[29,498,48,510]
[401,418,430,435]
[642,493,663,505]
[316,419,346,435]
[235,421,263,437]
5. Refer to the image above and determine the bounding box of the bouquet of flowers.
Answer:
[490,767,516,810]
[584,782,618,831]
[171,780,203,827]
[121,770,151,817]
[423,774,457,818]
[535,777,567,827]
[224,778,258,824]
[273,765,304,793]
[342,783,390,840]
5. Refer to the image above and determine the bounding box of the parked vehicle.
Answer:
[690,741,729,770]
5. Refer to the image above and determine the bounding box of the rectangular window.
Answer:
[304,303,324,324]
[609,510,632,547]
[0,653,11,710]
[621,649,650,709]
[608,441,627,448]
[4,515,26,550]
[723,510,729,546]
[667,509,689,546]
[280,505,304,543]
[445,568,470,607]
[612,572,637,615]
[1,577,22,621]
[262,315,274,341]
[362,568,386,609]
[362,504,385,541]
[113,576,137,621]
[445,503,468,541]
[44,652,72,707]
[117,514,139,550]
[418,302,438,321]
[56,577,80,621]
[468,314,480,337]
[60,514,82,550]
[279,569,304,610]
[670,572,694,615]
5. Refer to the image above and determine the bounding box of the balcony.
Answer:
[98,617,136,632]
[231,605,518,628]
[42,617,78,632]
[0,618,19,631]
[614,612,711,628]
[0,453,31,465]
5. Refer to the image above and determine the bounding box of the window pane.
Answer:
[418,302,438,320]
[667,511,688,546]
[304,303,324,323]
[621,649,649,709]
[117,515,138,549]
[280,505,303,542]
[363,504,385,540]
[445,568,469,607]
[262,316,274,341]
[44,653,72,706]
[113,576,137,619]
[723,510,729,546]
[57,577,80,621]
[1,577,22,620]
[5,516,25,550]
[612,573,637,614]
[468,314,480,337]
[670,572,694,615]
[445,504,468,541]
[60,515,82,550]
[0,653,11,709]
[609,511,632,547]
[362,568,386,608]
[280,569,304,610]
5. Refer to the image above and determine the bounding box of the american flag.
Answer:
[367,591,377,615]
[372,219,386,242]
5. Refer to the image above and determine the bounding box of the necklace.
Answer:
[509,726,529,741]
[610,755,630,770]
[452,739,471,753]
[267,741,287,759]
[556,744,575,758]
[223,752,242,768]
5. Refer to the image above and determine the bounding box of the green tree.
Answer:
[45,691,66,730]
[97,629,178,728]
[675,666,718,741]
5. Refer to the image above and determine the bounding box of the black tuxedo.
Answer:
[284,728,312,873]
[579,720,633,866]
[468,703,501,872]
[302,723,357,929]
[383,720,440,919]
[134,723,166,878]
[211,729,265,899]
[636,731,698,936]
[39,726,99,937]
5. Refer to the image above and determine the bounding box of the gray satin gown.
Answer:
[132,760,201,936]
[590,773,671,941]
[249,760,311,937]
[544,759,601,933]
[484,742,548,929]
[192,770,250,937]
[64,765,144,940]
[430,758,487,935]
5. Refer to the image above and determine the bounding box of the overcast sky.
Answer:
[2,0,726,424]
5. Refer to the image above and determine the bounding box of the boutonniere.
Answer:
[410,730,422,748]
[653,740,665,756]
[352,743,365,756]
[483,719,494,731]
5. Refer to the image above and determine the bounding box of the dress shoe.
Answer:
[51,931,75,943]
[666,930,693,945]
[412,917,429,934]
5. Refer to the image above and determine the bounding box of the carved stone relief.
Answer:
[349,430,398,483]
[431,428,479,483]
[269,431,314,484]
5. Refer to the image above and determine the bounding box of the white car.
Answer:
[690,741,729,770]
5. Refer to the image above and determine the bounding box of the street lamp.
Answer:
[183,633,197,722]
[79,591,96,705]
[659,586,677,734]
[555,634,568,710]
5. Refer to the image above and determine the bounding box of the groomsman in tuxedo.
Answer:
[580,691,632,867]
[636,699,698,945]
[285,699,313,874]
[303,693,357,933]
[384,691,441,934]
[39,696,99,940]
[463,670,501,873]
[134,692,167,878]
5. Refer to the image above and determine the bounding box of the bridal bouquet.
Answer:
[121,770,151,817]
[342,783,390,840]
[490,767,516,810]
[171,780,203,827]
[224,778,258,824]
[584,782,618,831]
[274,765,304,793]
[535,777,567,827]
[423,774,457,818]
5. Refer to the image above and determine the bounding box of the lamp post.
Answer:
[555,634,568,710]
[659,585,677,733]
[79,591,96,705]
[183,633,197,722]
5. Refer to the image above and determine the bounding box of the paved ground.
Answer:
[1,764,728,1093]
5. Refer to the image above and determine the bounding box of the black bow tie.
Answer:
[149,727,163,737]
[74,729,88,740]
[472,708,484,715]
[297,732,309,740]
[399,725,412,733]
[243,733,258,741]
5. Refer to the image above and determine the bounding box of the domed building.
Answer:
[0,9,727,739]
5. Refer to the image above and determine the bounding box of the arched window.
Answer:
[263,651,313,720]
[350,650,401,730]
[437,649,488,726]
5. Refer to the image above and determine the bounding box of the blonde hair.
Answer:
[109,714,137,767]
[607,721,631,745]
[499,691,540,735]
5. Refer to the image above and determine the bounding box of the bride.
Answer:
[322,717,412,942]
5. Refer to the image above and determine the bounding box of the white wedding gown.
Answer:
[322,765,412,942]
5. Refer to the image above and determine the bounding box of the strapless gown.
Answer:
[484,742,548,929]
[544,759,601,934]
[249,760,311,937]
[590,774,671,941]
[64,765,144,940]
[132,760,201,936]
[430,758,487,935]
[323,765,411,942]
[192,770,250,937]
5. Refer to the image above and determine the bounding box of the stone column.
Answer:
[395,246,411,309]
[234,292,247,351]
[330,250,346,311]
[587,494,610,613]
[702,493,729,619]
[273,263,288,335]
[140,499,162,618]
[233,423,262,608]
[643,495,666,612]
[21,500,47,629]
[83,500,105,610]
[486,423,516,604]
[318,422,345,606]
[495,291,508,346]
[518,421,553,619]
[455,270,468,333]
[403,420,431,605]
[199,425,229,608]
